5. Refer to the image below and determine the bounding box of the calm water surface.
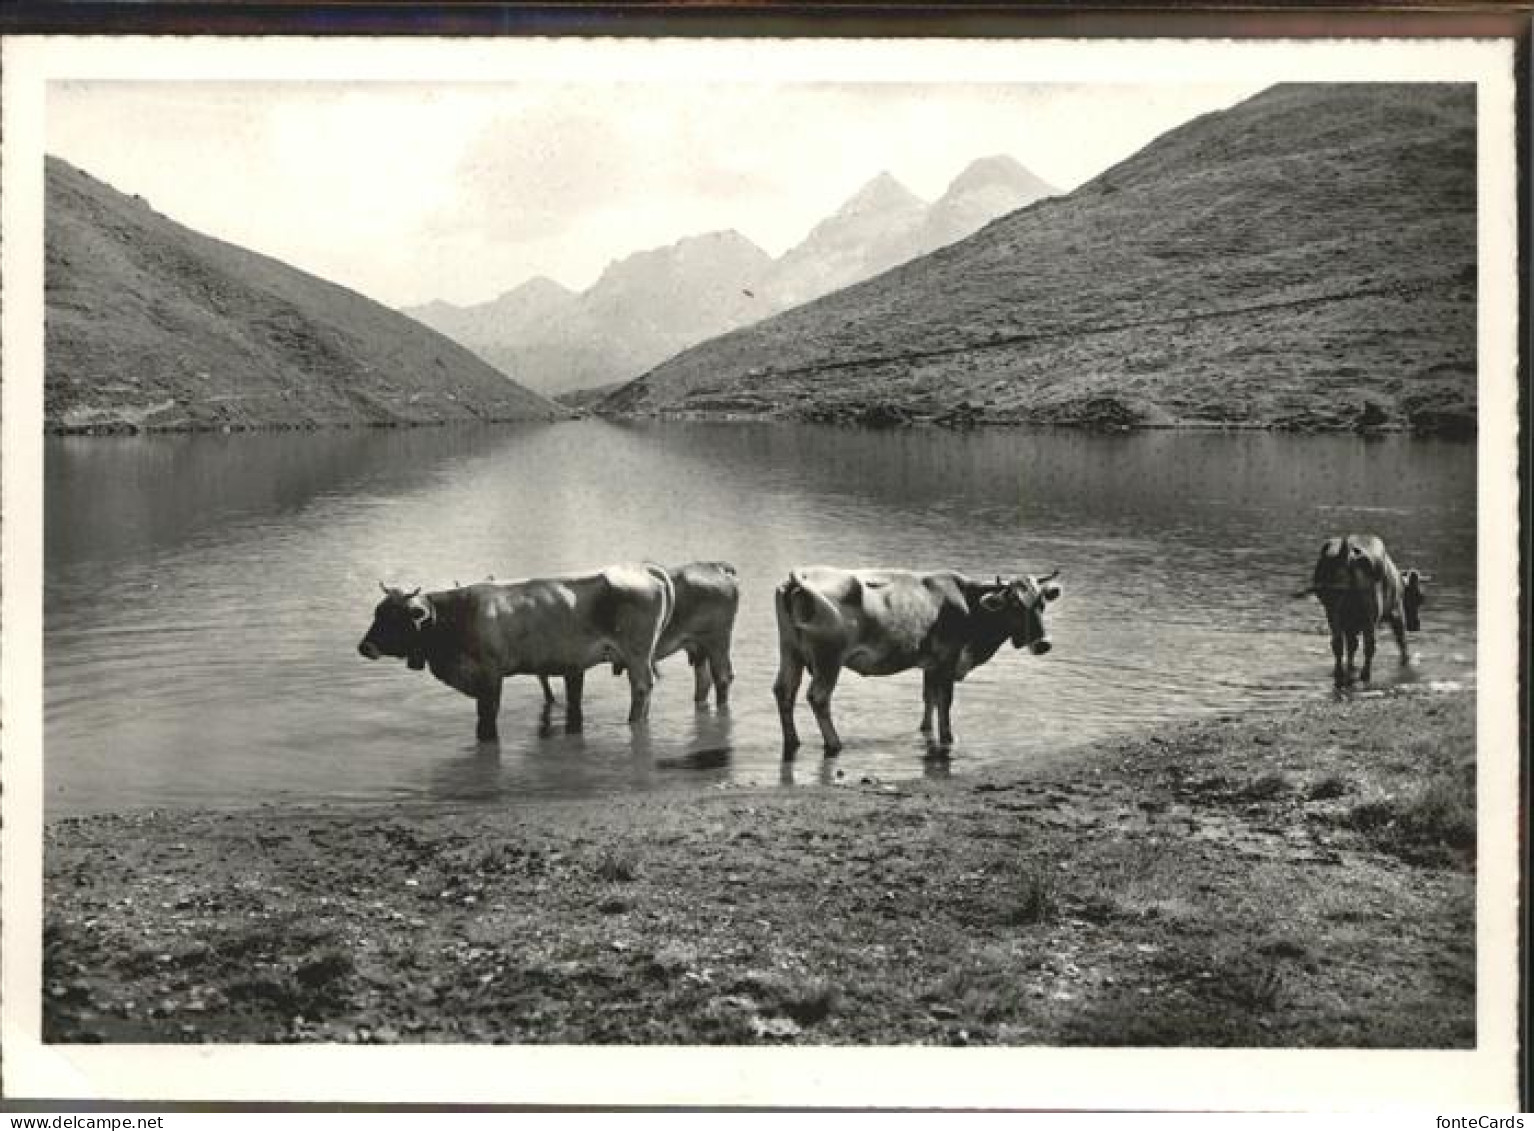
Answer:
[45,422,1476,816]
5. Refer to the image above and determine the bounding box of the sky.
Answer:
[48,80,1265,309]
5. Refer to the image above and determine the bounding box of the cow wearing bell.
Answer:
[1301,534,1424,685]
[772,566,1061,756]
[358,564,674,741]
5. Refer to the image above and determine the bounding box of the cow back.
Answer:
[780,567,956,670]
[1311,534,1405,630]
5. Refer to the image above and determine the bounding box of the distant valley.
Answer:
[42,84,1476,439]
[404,156,1056,398]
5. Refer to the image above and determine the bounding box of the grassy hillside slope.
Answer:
[604,85,1475,434]
[45,159,565,432]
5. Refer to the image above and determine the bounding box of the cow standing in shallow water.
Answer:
[773,566,1061,756]
[537,560,740,710]
[358,564,674,740]
[1300,534,1424,685]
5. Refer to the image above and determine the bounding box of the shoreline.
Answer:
[44,414,1475,439]
[42,689,1477,1046]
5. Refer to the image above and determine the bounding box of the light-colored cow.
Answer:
[773,566,1060,755]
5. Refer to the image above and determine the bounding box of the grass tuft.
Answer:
[1342,771,1475,865]
[1006,866,1059,926]
[593,847,641,883]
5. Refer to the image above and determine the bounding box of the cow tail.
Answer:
[645,563,675,681]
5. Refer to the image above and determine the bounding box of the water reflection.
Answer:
[44,421,1477,815]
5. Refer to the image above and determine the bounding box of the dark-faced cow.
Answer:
[358,564,674,741]
[1299,534,1424,685]
[773,566,1061,756]
[537,561,740,709]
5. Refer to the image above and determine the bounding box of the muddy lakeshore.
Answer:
[44,691,1475,1047]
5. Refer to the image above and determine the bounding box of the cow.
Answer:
[773,566,1061,756]
[357,563,674,741]
[1297,534,1425,685]
[536,561,740,709]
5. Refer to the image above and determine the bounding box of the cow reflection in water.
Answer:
[357,563,674,741]
[773,566,1061,756]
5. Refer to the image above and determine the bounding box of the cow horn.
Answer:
[1038,568,1060,584]
[379,581,390,596]
[405,587,421,599]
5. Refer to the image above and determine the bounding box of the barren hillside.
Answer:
[45,158,565,432]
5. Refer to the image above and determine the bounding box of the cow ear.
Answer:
[979,590,1008,612]
[1042,584,1062,602]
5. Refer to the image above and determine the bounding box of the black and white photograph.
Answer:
[0,32,1521,1109]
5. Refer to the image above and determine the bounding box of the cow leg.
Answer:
[1360,625,1377,683]
[1330,630,1346,685]
[920,670,937,735]
[773,652,805,756]
[708,642,734,709]
[934,677,956,748]
[476,678,503,743]
[688,646,712,708]
[806,659,844,757]
[538,675,556,705]
[564,669,585,733]
[1387,612,1410,665]
[624,659,655,724]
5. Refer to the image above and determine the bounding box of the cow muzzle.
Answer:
[358,639,381,660]
[1029,638,1052,656]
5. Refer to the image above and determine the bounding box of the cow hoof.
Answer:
[823,744,843,758]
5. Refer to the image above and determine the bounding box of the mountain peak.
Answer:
[592,230,771,291]
[836,172,926,217]
[501,275,575,303]
[943,154,1056,200]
